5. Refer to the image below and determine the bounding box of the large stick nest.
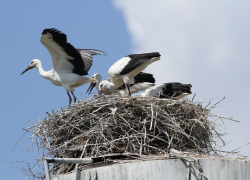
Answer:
[24,95,226,178]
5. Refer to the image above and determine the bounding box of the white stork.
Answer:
[140,82,192,100]
[98,52,161,96]
[86,72,155,96]
[21,28,104,105]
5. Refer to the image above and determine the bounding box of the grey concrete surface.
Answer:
[52,158,250,180]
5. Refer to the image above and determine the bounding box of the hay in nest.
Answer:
[23,95,229,178]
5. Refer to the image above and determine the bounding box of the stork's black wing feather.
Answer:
[42,28,67,43]
[159,83,192,98]
[76,49,105,75]
[42,28,86,75]
[117,72,155,90]
[134,72,155,84]
[42,28,105,76]
[119,52,160,75]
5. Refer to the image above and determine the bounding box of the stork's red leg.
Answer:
[71,92,77,103]
[67,92,72,105]
[125,83,131,96]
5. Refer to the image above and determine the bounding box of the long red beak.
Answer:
[20,65,33,75]
[86,82,96,95]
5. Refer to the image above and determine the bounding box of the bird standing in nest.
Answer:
[21,28,104,105]
[87,72,156,96]
[98,52,161,96]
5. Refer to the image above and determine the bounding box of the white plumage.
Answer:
[98,52,161,96]
[21,28,104,105]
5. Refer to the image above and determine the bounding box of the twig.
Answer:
[17,95,236,179]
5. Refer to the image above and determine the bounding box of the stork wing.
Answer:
[41,28,105,76]
[116,72,155,90]
[41,28,80,74]
[159,83,192,98]
[119,52,160,75]
[134,72,155,84]
[76,49,105,75]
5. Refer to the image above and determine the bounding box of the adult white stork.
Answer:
[21,28,104,105]
[86,72,155,96]
[98,52,161,96]
[140,82,192,100]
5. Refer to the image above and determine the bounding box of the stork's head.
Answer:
[20,59,41,75]
[98,80,111,95]
[92,73,102,82]
[86,73,102,94]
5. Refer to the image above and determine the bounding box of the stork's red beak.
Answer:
[20,65,33,75]
[98,90,102,95]
[86,82,96,95]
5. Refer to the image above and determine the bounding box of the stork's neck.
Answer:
[36,62,51,79]
[94,75,102,91]
[96,80,101,91]
[108,81,123,89]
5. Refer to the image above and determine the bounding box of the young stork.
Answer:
[86,72,155,96]
[140,82,192,100]
[21,28,104,105]
[98,52,161,96]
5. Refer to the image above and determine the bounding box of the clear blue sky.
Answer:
[1,0,249,179]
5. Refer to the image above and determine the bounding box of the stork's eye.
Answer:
[31,61,34,64]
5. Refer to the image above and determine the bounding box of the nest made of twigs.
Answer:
[24,95,227,178]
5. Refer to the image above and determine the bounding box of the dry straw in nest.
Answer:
[23,95,231,178]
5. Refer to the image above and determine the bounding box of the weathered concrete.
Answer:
[52,158,250,180]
